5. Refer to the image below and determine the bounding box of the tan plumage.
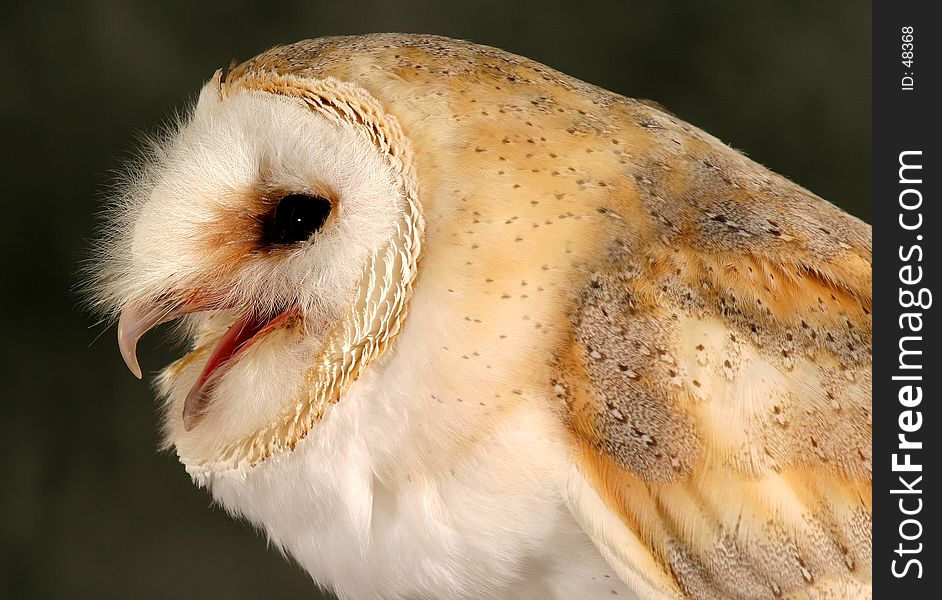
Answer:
[99,34,871,599]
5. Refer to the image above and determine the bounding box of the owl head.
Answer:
[92,60,426,471]
[92,33,670,474]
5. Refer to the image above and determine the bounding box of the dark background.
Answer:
[0,1,869,598]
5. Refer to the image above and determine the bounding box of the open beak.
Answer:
[118,298,300,430]
[118,302,195,379]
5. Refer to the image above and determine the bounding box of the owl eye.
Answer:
[270,193,332,245]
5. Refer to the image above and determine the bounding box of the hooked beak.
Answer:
[118,302,195,379]
[117,296,300,431]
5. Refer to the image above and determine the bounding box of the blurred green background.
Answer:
[0,1,869,598]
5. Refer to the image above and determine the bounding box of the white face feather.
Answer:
[95,77,409,464]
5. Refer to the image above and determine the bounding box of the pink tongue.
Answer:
[182,312,271,431]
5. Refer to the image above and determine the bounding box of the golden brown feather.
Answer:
[222,34,871,598]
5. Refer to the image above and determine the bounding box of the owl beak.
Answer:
[117,302,196,379]
[119,296,300,430]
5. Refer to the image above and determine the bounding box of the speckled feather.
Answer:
[96,33,872,599]
[220,34,871,599]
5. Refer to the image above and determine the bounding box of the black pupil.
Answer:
[271,194,332,244]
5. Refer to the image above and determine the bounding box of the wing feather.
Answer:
[557,111,871,600]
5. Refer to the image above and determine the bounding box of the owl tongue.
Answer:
[182,310,291,431]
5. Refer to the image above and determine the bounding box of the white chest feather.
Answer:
[195,366,634,600]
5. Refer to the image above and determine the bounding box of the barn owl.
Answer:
[92,34,872,600]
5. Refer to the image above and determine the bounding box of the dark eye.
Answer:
[269,193,332,245]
